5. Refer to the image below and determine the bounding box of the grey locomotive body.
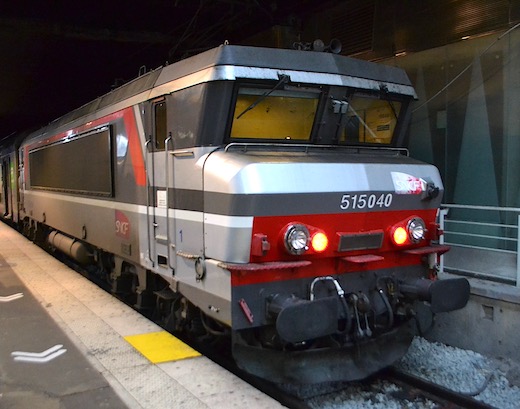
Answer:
[0,44,469,383]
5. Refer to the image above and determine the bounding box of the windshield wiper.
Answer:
[379,83,398,120]
[235,74,290,119]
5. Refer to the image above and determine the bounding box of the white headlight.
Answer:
[408,218,426,243]
[284,224,310,255]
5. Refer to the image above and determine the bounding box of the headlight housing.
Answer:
[284,224,310,255]
[408,217,426,243]
[390,216,426,246]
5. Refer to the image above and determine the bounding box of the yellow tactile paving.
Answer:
[124,331,201,363]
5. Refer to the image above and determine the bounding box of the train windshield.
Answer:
[230,86,320,141]
[338,95,402,145]
[229,84,403,146]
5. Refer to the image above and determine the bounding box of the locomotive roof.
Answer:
[26,44,416,140]
[154,44,414,91]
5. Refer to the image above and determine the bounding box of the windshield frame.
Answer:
[227,80,323,143]
[335,91,402,146]
[225,80,412,148]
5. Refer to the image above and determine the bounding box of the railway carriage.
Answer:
[0,134,23,224]
[1,44,470,383]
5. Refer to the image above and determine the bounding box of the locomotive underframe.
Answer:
[228,262,469,383]
[231,265,426,330]
[233,323,415,384]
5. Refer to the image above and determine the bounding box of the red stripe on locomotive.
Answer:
[122,108,146,186]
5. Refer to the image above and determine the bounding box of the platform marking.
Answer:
[124,331,201,364]
[0,292,24,302]
[11,344,67,363]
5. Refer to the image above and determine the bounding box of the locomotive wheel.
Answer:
[110,264,138,306]
[153,288,180,332]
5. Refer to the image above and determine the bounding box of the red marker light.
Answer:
[392,226,408,246]
[311,232,329,252]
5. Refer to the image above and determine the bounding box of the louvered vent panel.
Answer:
[331,0,375,55]
[512,0,520,21]
[445,0,510,40]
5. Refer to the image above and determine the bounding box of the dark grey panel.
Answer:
[203,190,441,216]
[168,188,203,212]
[29,128,113,196]
[338,231,384,251]
[169,188,441,216]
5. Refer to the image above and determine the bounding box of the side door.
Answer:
[0,157,7,216]
[145,97,176,276]
[1,156,11,217]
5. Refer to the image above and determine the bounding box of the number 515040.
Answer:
[340,193,393,210]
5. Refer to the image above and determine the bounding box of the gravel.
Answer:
[301,336,520,409]
[397,336,520,409]
[306,379,438,409]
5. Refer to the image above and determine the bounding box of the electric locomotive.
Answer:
[0,43,470,383]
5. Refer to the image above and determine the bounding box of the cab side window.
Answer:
[154,101,167,150]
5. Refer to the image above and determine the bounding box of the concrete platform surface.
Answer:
[0,222,285,409]
[431,271,520,367]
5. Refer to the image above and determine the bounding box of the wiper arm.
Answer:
[236,75,290,119]
[379,83,398,120]
[387,99,398,120]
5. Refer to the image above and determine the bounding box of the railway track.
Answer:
[380,367,497,409]
[209,361,500,409]
[252,365,501,409]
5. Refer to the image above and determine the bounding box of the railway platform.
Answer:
[0,222,284,409]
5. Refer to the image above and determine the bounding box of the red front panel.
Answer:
[231,208,438,286]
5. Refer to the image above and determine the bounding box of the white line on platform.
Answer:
[0,292,24,302]
[13,349,68,363]
[11,344,67,363]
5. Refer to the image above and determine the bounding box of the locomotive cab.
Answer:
[137,46,469,383]
[192,48,470,383]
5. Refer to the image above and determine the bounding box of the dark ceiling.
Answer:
[0,0,334,139]
[2,0,517,140]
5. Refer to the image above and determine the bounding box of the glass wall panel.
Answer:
[383,29,520,258]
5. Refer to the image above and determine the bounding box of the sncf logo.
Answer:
[115,210,131,239]
[391,172,427,195]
